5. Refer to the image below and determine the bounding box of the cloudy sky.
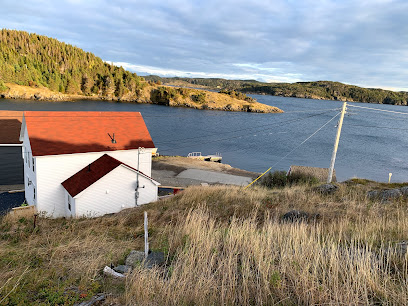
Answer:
[2,0,408,90]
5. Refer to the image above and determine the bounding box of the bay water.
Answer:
[1,94,408,182]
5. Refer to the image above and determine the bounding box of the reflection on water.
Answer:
[1,95,408,182]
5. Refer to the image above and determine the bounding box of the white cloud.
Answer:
[113,62,302,83]
[1,0,408,91]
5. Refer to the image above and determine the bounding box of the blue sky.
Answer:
[2,0,408,90]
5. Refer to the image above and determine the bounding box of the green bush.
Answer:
[260,171,287,188]
[259,170,319,188]
[219,89,256,102]
[0,80,8,92]
[192,92,206,104]
[288,172,320,186]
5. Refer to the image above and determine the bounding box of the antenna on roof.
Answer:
[107,133,117,144]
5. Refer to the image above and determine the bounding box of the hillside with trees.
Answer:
[0,29,144,98]
[0,30,282,113]
[146,76,408,106]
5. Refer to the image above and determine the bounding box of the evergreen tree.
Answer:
[0,29,145,99]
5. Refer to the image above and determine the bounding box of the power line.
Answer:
[0,108,340,118]
[347,104,408,116]
[1,109,337,155]
[244,111,341,189]
[158,109,339,148]
[346,124,408,131]
[0,109,340,156]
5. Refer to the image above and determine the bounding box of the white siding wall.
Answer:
[63,192,76,217]
[74,165,158,218]
[107,149,152,176]
[22,126,37,207]
[35,149,153,218]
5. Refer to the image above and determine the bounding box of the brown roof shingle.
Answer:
[24,111,155,156]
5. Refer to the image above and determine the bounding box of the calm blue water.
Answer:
[1,94,408,182]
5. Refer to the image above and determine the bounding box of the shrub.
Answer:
[260,170,319,188]
[287,172,320,186]
[0,79,8,92]
[260,171,288,188]
[192,92,206,104]
[177,88,190,98]
[219,89,256,102]
[151,87,177,105]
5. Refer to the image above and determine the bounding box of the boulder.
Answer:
[144,251,166,269]
[367,190,379,199]
[125,250,145,267]
[395,241,408,256]
[113,265,132,274]
[76,293,106,306]
[313,184,338,195]
[281,210,309,223]
[368,189,402,203]
[381,189,402,201]
[400,186,408,196]
[384,241,408,258]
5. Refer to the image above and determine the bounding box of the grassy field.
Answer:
[1,182,408,304]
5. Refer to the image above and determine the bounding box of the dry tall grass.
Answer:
[126,207,408,305]
[1,183,408,304]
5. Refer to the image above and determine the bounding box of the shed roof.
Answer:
[22,111,155,156]
[62,154,159,197]
[288,165,336,182]
[0,111,23,144]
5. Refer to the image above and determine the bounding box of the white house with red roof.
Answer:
[20,111,160,218]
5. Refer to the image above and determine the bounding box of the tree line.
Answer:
[146,76,408,106]
[0,29,146,98]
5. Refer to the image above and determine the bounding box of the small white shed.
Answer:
[62,154,160,218]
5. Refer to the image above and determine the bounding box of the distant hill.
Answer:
[0,29,144,99]
[0,30,282,113]
[145,76,408,106]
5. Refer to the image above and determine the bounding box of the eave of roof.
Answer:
[62,154,159,197]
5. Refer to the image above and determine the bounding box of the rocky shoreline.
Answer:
[0,83,283,113]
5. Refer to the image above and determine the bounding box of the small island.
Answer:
[146,76,408,106]
[0,30,282,113]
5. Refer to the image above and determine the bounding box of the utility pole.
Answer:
[327,102,347,183]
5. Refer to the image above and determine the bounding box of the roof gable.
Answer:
[23,111,154,156]
[0,111,23,144]
[62,154,158,197]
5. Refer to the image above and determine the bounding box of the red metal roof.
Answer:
[0,111,23,144]
[23,111,155,156]
[62,154,155,197]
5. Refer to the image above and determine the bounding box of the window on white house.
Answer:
[32,157,35,172]
[68,195,71,211]
[33,187,36,200]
